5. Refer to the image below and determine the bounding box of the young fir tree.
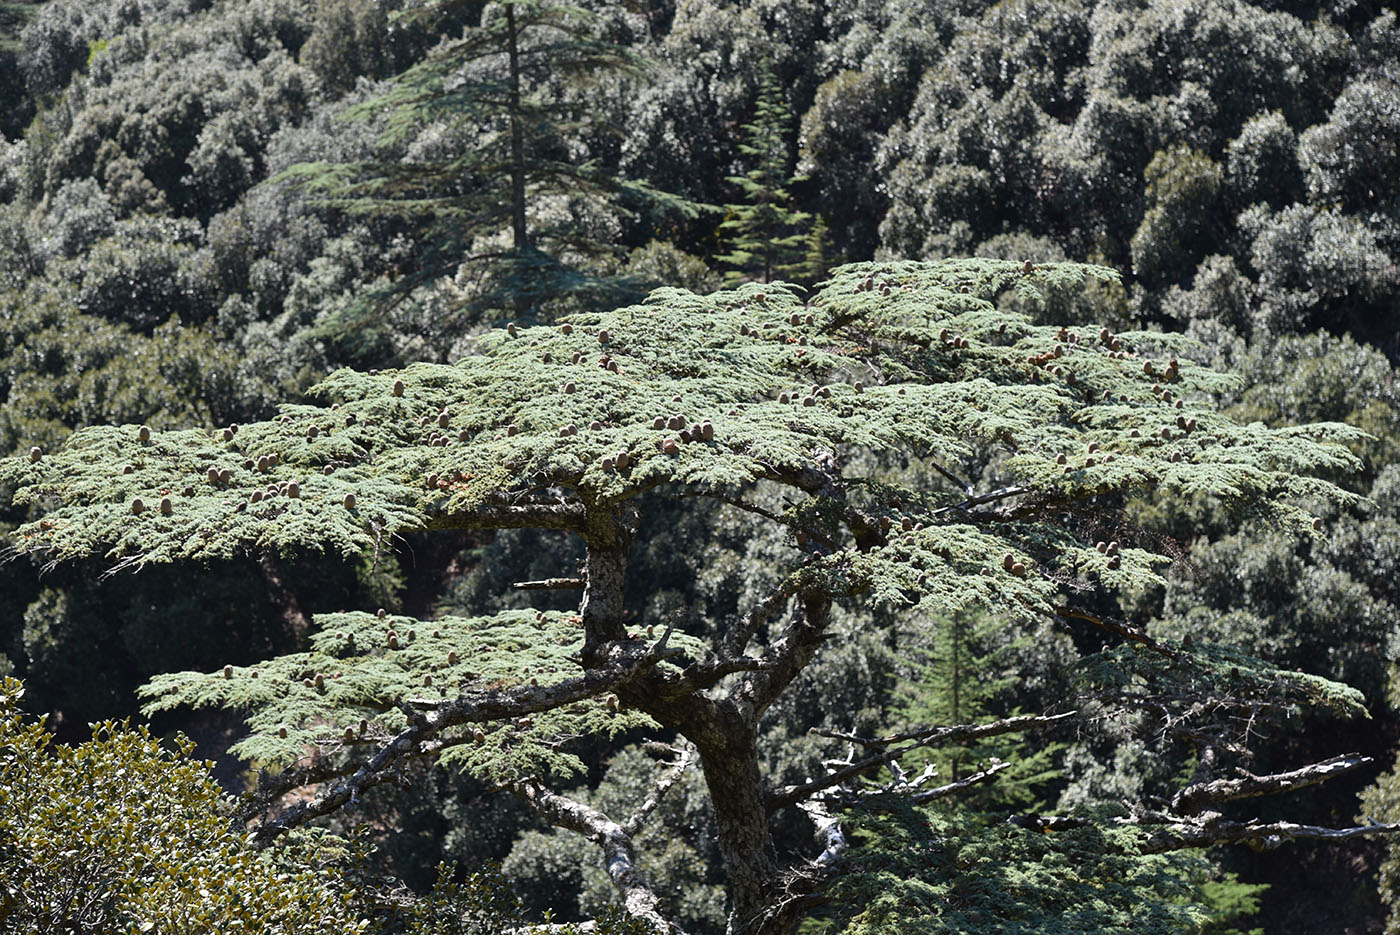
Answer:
[893,609,1059,808]
[716,70,813,286]
[279,0,691,343]
[6,259,1397,935]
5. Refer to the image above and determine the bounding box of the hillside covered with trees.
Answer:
[1,1,1398,932]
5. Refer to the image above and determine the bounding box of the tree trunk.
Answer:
[694,714,782,935]
[580,505,634,663]
[506,4,527,253]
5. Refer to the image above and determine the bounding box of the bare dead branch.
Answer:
[933,484,1028,515]
[1172,754,1372,815]
[624,745,698,836]
[911,761,1011,803]
[513,577,584,590]
[1138,818,1400,854]
[508,778,686,934]
[769,712,1075,811]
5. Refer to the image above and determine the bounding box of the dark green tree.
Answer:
[280,0,690,346]
[715,69,812,285]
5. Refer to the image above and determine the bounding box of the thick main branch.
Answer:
[248,638,674,845]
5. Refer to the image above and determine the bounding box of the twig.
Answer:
[933,484,1028,515]
[911,761,1011,803]
[928,460,974,496]
[624,745,698,836]
[513,577,584,590]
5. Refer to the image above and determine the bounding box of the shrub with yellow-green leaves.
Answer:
[0,676,362,934]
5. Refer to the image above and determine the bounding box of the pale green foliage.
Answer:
[7,260,1361,585]
[0,676,359,932]
[139,609,686,781]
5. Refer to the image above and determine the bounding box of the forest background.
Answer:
[0,0,1398,932]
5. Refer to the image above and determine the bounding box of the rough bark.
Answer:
[580,503,636,662]
[692,709,780,935]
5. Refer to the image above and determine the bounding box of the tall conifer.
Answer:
[716,69,813,285]
[278,0,692,343]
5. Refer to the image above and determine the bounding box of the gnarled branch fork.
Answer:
[507,778,686,934]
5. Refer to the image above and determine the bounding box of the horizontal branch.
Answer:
[1138,818,1400,854]
[513,577,584,590]
[1172,754,1372,815]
